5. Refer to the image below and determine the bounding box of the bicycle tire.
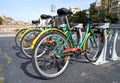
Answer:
[32,30,71,79]
[20,29,41,58]
[15,28,27,48]
[83,32,103,62]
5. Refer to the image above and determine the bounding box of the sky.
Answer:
[0,0,101,22]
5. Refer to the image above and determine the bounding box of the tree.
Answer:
[89,8,118,23]
[68,11,88,27]
[68,7,118,26]
[0,16,3,24]
[106,13,118,23]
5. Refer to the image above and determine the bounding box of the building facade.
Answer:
[101,0,120,22]
[69,6,81,14]
[90,1,101,9]
[101,0,109,9]
[111,0,120,21]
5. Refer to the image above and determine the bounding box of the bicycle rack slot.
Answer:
[93,24,120,65]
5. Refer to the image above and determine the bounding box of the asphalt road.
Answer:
[0,32,120,83]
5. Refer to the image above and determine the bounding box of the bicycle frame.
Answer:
[30,15,98,57]
[30,16,72,49]
[30,28,68,49]
[55,22,98,57]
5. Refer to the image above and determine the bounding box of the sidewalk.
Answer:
[0,32,15,37]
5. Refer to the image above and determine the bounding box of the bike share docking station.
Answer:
[92,23,120,65]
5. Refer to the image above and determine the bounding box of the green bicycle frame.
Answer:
[55,22,98,57]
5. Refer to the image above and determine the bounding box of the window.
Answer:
[112,7,119,12]
[112,1,118,5]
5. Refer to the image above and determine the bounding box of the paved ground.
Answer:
[0,32,15,37]
[0,32,120,83]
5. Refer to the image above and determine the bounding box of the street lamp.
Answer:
[50,4,56,16]
[51,4,55,12]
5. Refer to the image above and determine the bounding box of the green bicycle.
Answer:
[15,18,40,48]
[31,8,103,79]
[20,14,52,58]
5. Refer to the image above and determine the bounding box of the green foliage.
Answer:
[69,8,118,24]
[90,8,118,23]
[68,11,88,27]
[106,13,118,23]
[0,17,3,25]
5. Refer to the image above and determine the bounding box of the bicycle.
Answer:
[30,8,104,79]
[15,17,41,48]
[15,14,53,49]
[15,27,29,47]
[20,14,53,58]
[20,11,82,58]
[15,14,49,48]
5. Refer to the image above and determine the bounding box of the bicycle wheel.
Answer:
[20,29,41,58]
[83,32,103,62]
[32,31,71,79]
[15,28,27,47]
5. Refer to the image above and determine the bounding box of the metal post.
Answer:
[93,29,108,65]
[50,4,55,16]
[110,29,120,60]
[106,29,113,59]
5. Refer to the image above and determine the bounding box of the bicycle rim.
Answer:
[83,32,103,62]
[15,29,27,47]
[21,29,41,58]
[32,31,71,79]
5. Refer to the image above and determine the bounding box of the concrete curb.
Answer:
[0,32,15,37]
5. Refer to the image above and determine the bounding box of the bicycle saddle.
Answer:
[32,19,40,24]
[41,14,52,19]
[57,8,73,16]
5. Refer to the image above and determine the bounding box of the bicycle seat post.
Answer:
[65,16,70,29]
